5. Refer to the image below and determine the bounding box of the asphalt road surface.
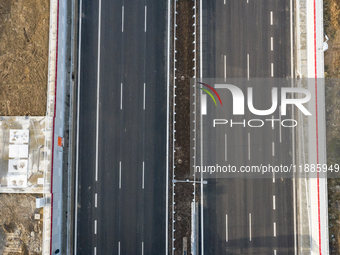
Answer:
[199,0,296,254]
[75,0,168,254]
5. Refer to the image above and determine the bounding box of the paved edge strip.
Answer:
[313,0,322,253]
[49,0,60,253]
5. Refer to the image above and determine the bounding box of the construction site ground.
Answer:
[0,0,49,253]
[0,193,44,254]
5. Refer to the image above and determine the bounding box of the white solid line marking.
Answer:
[225,134,227,161]
[95,193,97,208]
[118,242,121,255]
[271,37,273,51]
[226,214,228,242]
[120,83,123,110]
[270,11,273,25]
[142,242,144,255]
[290,0,294,79]
[290,0,294,78]
[248,133,250,160]
[143,83,146,110]
[249,213,252,241]
[272,142,275,156]
[144,6,147,32]
[142,162,145,189]
[122,6,124,32]
[279,106,282,143]
[271,63,274,77]
[224,55,226,80]
[200,0,203,76]
[273,195,276,210]
[74,0,83,252]
[95,0,102,183]
[119,161,122,189]
[94,247,97,255]
[273,222,276,237]
[166,0,170,253]
[247,54,250,80]
[290,0,296,252]
[199,0,204,253]
[94,220,97,234]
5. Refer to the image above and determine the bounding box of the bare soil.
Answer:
[324,0,340,253]
[0,194,43,254]
[171,0,196,254]
[0,0,49,116]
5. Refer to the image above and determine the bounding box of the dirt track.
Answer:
[0,0,49,116]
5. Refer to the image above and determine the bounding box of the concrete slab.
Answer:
[0,116,52,193]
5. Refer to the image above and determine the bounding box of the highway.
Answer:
[199,0,296,254]
[74,0,168,254]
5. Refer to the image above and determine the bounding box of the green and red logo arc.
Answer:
[196,82,223,106]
